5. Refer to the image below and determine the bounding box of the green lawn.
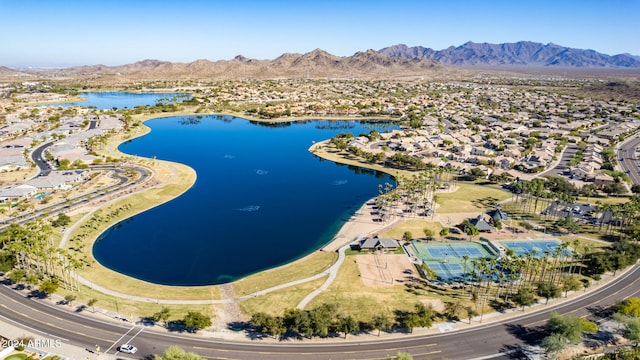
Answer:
[379,219,444,240]
[57,285,214,323]
[238,277,328,317]
[436,184,512,213]
[307,256,473,323]
[576,195,630,205]
[232,251,336,295]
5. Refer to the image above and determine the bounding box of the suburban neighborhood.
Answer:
[1,77,640,360]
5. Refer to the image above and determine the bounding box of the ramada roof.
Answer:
[470,215,494,232]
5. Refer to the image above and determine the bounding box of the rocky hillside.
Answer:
[18,49,444,81]
[0,66,31,78]
[380,41,640,68]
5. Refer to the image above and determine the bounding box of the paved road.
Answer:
[31,141,54,176]
[540,144,577,177]
[617,136,640,185]
[0,164,150,229]
[2,260,640,359]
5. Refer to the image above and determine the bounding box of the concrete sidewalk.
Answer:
[0,262,631,360]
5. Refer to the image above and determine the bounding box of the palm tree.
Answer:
[511,255,526,295]
[552,243,568,285]
[465,306,479,324]
[528,257,542,287]
[487,258,498,295]
[496,270,507,301]
[462,255,470,285]
[528,179,545,215]
[475,258,489,302]
[523,251,535,286]
[579,245,591,276]
[540,250,552,282]
[470,259,479,300]
[569,239,580,275]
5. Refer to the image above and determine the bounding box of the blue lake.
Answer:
[93,115,397,285]
[50,91,189,109]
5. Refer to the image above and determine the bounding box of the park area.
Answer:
[410,241,497,283]
[499,239,571,257]
[350,238,551,288]
[354,253,416,286]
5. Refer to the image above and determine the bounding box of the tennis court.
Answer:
[411,241,497,283]
[412,242,495,261]
[499,239,571,257]
[425,245,485,259]
[427,262,467,282]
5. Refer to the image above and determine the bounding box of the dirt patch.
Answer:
[433,212,481,229]
[421,298,445,312]
[355,253,415,287]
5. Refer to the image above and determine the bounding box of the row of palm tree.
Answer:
[375,170,440,221]
[508,176,640,241]
[1,220,86,293]
[456,239,589,311]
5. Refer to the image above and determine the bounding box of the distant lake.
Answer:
[47,91,189,109]
[93,115,397,285]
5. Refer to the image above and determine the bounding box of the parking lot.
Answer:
[541,201,601,225]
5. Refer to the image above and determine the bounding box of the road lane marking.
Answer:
[0,303,113,343]
[191,342,438,356]
[125,326,145,343]
[422,350,442,355]
[5,295,103,332]
[0,312,69,341]
[105,326,137,353]
[1,290,143,340]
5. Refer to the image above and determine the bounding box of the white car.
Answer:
[119,344,137,354]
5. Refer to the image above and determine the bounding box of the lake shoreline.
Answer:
[77,111,399,293]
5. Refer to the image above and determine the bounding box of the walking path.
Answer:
[298,201,406,308]
[48,149,631,355]
[9,169,636,359]
[62,196,393,306]
[3,256,633,360]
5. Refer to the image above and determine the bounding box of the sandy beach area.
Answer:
[321,198,402,252]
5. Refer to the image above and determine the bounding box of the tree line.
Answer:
[249,302,435,340]
[540,296,640,358]
[0,219,87,295]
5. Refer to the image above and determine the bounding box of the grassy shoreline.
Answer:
[65,110,376,306]
[21,103,622,325]
[64,107,535,321]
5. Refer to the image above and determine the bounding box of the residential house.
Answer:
[0,184,38,202]
[594,173,615,189]
[496,157,512,170]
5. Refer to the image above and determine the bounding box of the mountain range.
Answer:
[7,49,444,81]
[2,41,639,82]
[379,41,640,68]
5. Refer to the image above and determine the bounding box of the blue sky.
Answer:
[2,0,639,68]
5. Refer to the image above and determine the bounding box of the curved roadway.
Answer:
[2,261,640,359]
[0,164,150,229]
[4,132,639,359]
[617,135,640,185]
[31,141,54,176]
